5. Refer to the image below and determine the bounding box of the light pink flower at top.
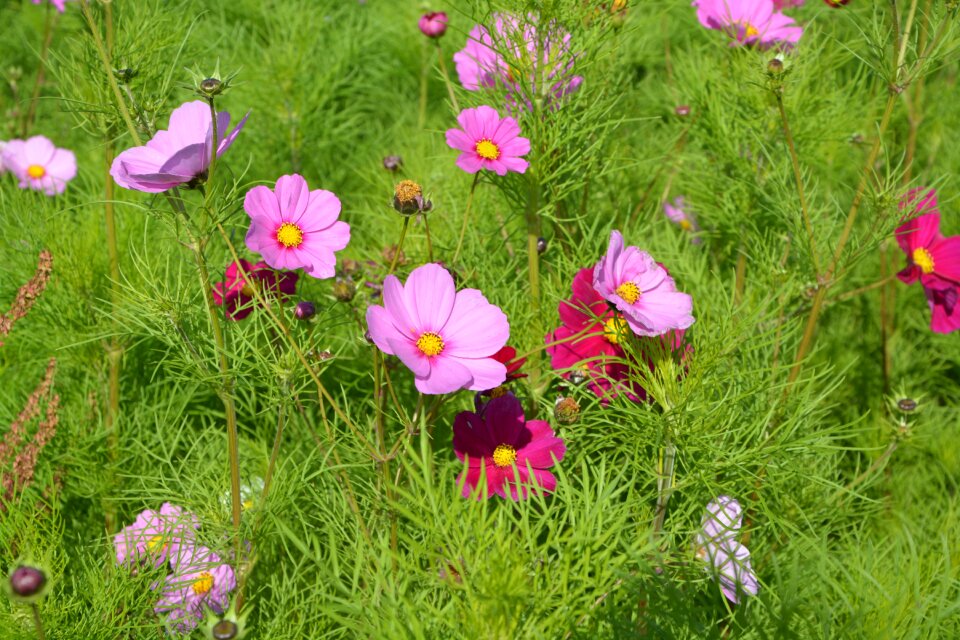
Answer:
[113,503,200,569]
[419,12,448,38]
[593,230,695,337]
[155,545,236,634]
[244,173,350,279]
[365,263,510,395]
[453,13,583,111]
[1,136,76,196]
[693,0,803,48]
[32,0,68,12]
[453,394,565,500]
[445,106,530,176]
[110,100,248,193]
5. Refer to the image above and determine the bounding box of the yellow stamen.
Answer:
[242,499,254,510]
[475,139,500,161]
[603,316,629,344]
[146,535,168,553]
[615,281,641,305]
[679,219,692,231]
[492,444,517,468]
[489,386,508,398]
[416,332,444,357]
[276,222,304,248]
[913,247,935,274]
[27,165,46,179]
[191,572,213,595]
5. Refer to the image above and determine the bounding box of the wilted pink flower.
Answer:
[453,13,582,111]
[113,503,200,569]
[244,173,350,279]
[692,0,803,48]
[32,0,68,12]
[1,136,76,195]
[419,11,448,38]
[453,394,565,500]
[445,106,530,175]
[155,545,236,633]
[695,496,759,604]
[593,230,695,337]
[366,263,509,395]
[110,100,248,193]
[212,259,298,321]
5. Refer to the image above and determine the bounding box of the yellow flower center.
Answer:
[27,164,46,179]
[394,180,422,205]
[492,444,517,468]
[475,139,500,161]
[488,385,508,398]
[737,21,760,38]
[416,332,444,357]
[276,222,304,248]
[191,571,214,595]
[603,316,629,344]
[913,247,935,274]
[615,281,641,304]
[243,499,254,510]
[146,535,168,553]
[679,219,692,231]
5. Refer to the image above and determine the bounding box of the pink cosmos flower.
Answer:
[453,394,566,500]
[445,106,530,176]
[894,189,960,287]
[155,545,236,634]
[113,503,200,569]
[32,0,68,12]
[365,263,510,395]
[419,12,448,38]
[664,196,702,243]
[453,13,583,111]
[692,0,803,48]
[1,136,76,196]
[110,100,248,193]
[593,230,695,337]
[244,174,350,279]
[695,496,759,604]
[212,259,299,321]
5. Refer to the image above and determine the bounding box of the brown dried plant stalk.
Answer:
[0,249,53,347]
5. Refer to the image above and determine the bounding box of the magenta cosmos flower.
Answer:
[155,545,236,634]
[453,394,566,500]
[419,11,448,38]
[695,496,759,604]
[1,136,76,196]
[593,230,695,337]
[110,100,248,193]
[692,0,803,48]
[113,503,200,569]
[212,259,299,321]
[453,13,582,111]
[366,263,510,395]
[244,173,350,279]
[32,0,68,11]
[895,189,960,287]
[445,106,530,176]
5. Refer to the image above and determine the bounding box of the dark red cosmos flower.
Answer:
[212,259,298,320]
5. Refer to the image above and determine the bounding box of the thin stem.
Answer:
[516,324,596,362]
[418,39,429,129]
[896,0,920,81]
[652,435,676,539]
[31,603,46,640]
[206,99,218,191]
[260,401,286,507]
[452,173,480,264]
[423,215,434,263]
[389,217,410,275]
[22,6,56,137]
[830,439,899,504]
[525,174,541,317]
[435,42,460,113]
[775,91,821,274]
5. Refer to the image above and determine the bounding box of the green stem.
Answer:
[418,39,429,129]
[31,603,46,640]
[452,173,480,264]
[388,217,410,275]
[435,42,460,113]
[22,5,56,138]
[652,434,676,540]
[525,174,541,317]
[775,90,821,274]
[260,401,286,507]
[423,215,434,263]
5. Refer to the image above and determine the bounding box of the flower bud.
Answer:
[8,565,47,601]
[767,58,784,76]
[393,180,432,215]
[568,369,588,386]
[339,258,360,276]
[536,237,547,254]
[554,396,580,425]
[897,398,917,413]
[200,77,224,98]
[294,301,316,320]
[675,104,691,117]
[211,620,239,640]
[332,278,356,302]
[419,12,449,38]
[114,68,138,84]
[382,155,403,172]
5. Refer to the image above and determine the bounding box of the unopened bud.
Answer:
[9,565,46,599]
[114,68,138,83]
[568,369,588,386]
[537,237,547,254]
[767,58,784,76]
[332,278,356,302]
[294,301,316,320]
[382,155,403,172]
[897,398,917,413]
[340,258,360,276]
[200,77,223,97]
[675,104,691,117]
[554,396,581,425]
[211,620,239,640]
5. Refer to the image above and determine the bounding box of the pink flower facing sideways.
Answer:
[895,188,960,333]
[693,0,803,48]
[155,545,236,634]
[244,173,350,279]
[453,394,566,500]
[695,496,759,604]
[113,503,200,569]
[445,106,530,176]
[593,230,695,337]
[1,136,76,196]
[212,259,299,321]
[419,11,448,38]
[366,263,510,395]
[110,100,248,193]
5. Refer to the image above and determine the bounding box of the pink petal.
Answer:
[405,263,457,332]
[415,354,472,394]
[443,289,510,357]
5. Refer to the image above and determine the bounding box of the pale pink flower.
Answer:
[155,545,236,633]
[445,106,530,176]
[113,503,200,569]
[244,174,350,279]
[1,136,76,196]
[365,263,510,395]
